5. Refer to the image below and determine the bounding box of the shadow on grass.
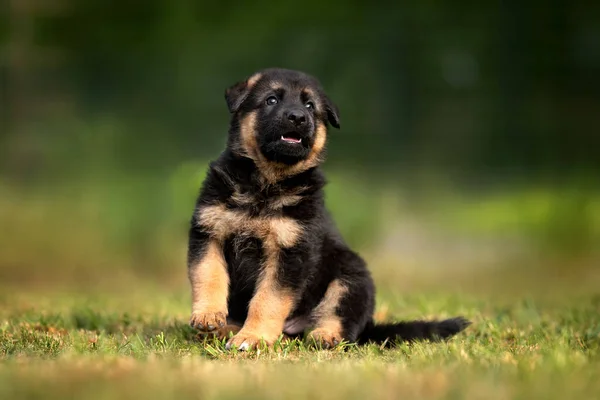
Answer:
[5,307,200,342]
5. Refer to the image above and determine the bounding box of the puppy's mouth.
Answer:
[280,133,303,144]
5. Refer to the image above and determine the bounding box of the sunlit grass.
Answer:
[0,284,599,399]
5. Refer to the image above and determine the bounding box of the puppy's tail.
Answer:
[357,316,471,346]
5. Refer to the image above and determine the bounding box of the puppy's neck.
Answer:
[225,148,321,188]
[218,149,325,194]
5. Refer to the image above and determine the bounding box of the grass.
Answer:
[1,279,599,400]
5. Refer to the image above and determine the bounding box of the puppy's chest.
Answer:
[227,187,304,217]
[198,190,304,250]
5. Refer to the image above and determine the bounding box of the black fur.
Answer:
[187,68,470,348]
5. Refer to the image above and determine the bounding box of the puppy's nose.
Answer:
[287,110,306,127]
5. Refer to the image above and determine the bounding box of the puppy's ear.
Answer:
[225,81,249,114]
[323,96,340,129]
[225,73,262,114]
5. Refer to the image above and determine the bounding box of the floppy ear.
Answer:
[225,73,262,114]
[324,96,341,129]
[225,80,250,114]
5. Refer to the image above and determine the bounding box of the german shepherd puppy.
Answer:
[187,68,470,351]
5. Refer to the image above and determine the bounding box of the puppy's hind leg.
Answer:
[308,248,375,349]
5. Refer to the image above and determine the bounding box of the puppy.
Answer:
[187,68,470,350]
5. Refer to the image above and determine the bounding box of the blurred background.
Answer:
[1,0,599,295]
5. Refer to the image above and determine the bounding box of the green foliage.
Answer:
[322,170,384,249]
[419,185,600,256]
[4,1,600,180]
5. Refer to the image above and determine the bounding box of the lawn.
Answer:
[1,278,599,400]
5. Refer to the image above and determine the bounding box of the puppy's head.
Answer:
[225,68,340,169]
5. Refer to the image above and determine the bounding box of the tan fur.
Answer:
[268,194,303,210]
[230,186,308,210]
[270,185,309,210]
[246,73,262,88]
[197,204,303,248]
[302,88,319,107]
[236,111,262,161]
[269,82,283,91]
[237,111,328,184]
[230,191,255,206]
[213,324,242,340]
[309,279,348,346]
[189,239,229,330]
[226,237,296,349]
[269,217,303,247]
[289,121,327,175]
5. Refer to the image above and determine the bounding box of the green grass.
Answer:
[1,282,599,400]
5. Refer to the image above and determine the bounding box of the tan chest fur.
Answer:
[196,203,302,249]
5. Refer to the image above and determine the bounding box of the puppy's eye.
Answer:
[305,101,314,110]
[266,96,278,106]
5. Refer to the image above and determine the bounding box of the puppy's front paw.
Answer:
[225,329,278,351]
[189,311,227,332]
[308,328,342,349]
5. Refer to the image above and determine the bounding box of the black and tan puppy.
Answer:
[187,68,470,351]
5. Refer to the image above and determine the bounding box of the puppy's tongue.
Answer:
[281,136,302,144]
